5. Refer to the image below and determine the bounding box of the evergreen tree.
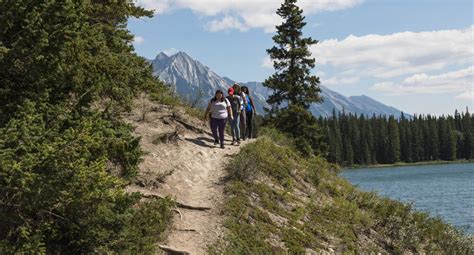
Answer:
[365,116,376,164]
[462,108,473,159]
[0,1,172,253]
[387,116,401,163]
[411,115,424,162]
[322,110,470,165]
[328,109,343,164]
[429,116,440,160]
[373,116,388,163]
[399,112,411,162]
[263,0,323,156]
[438,116,451,160]
[350,114,363,164]
[448,128,458,161]
[359,115,372,164]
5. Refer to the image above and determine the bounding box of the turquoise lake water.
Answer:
[341,163,474,234]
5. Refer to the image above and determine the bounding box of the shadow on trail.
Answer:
[185,137,215,148]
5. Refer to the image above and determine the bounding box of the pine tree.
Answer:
[448,127,458,161]
[411,115,424,162]
[350,114,362,164]
[387,116,401,163]
[365,116,376,164]
[428,115,439,160]
[399,112,410,162]
[263,0,323,156]
[373,116,388,163]
[462,108,474,159]
[328,109,343,164]
[359,115,371,164]
[0,1,172,253]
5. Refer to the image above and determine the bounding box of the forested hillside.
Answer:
[320,110,473,166]
[0,1,173,253]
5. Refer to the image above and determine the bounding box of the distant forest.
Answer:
[318,109,473,166]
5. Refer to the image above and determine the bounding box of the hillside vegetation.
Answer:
[212,129,474,253]
[0,1,175,253]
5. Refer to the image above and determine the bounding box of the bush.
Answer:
[226,137,297,186]
[0,1,175,252]
[217,130,474,253]
[266,105,327,157]
[0,104,174,253]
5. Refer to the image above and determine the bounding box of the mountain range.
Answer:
[149,51,405,118]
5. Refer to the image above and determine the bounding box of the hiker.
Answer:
[241,86,256,139]
[226,87,242,145]
[204,90,233,149]
[233,83,247,141]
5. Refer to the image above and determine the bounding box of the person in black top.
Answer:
[241,86,256,139]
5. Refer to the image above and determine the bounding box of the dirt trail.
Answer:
[126,104,250,254]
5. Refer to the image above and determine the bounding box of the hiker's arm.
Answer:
[227,106,233,120]
[204,102,211,120]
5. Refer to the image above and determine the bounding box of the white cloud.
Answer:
[133,36,145,45]
[136,0,363,32]
[263,27,474,86]
[135,0,171,14]
[207,16,248,32]
[163,48,179,55]
[456,90,474,101]
[370,66,473,96]
[261,57,273,68]
[312,26,474,79]
[324,76,360,85]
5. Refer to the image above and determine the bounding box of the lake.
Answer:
[341,163,474,234]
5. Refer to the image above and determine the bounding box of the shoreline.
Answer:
[342,159,474,170]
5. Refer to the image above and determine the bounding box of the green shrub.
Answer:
[217,131,474,253]
[0,1,174,253]
[0,105,174,253]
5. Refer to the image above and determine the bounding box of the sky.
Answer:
[128,0,474,116]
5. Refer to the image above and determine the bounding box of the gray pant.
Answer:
[230,112,240,141]
[239,109,246,140]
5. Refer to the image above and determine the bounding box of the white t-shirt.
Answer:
[239,92,247,111]
[210,98,230,119]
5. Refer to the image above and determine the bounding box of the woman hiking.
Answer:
[232,83,247,141]
[226,87,241,145]
[204,90,233,149]
[241,86,256,139]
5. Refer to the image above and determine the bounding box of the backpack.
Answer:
[245,95,252,112]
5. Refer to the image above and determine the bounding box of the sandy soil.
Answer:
[126,103,250,254]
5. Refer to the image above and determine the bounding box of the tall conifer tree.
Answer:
[263,0,323,156]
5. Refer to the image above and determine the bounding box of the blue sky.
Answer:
[129,0,473,115]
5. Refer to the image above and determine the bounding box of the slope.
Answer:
[125,100,252,254]
[212,130,473,253]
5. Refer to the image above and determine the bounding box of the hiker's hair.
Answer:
[211,90,225,102]
[241,86,250,95]
[232,84,241,94]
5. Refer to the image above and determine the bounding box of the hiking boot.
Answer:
[231,141,235,145]
[214,139,218,145]
[220,144,225,149]
[237,140,241,145]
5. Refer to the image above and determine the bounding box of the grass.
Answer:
[211,129,474,253]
